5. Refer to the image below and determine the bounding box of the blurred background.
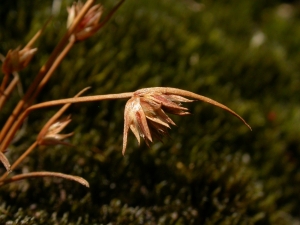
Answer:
[1,0,300,224]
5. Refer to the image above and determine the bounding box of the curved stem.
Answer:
[0,75,19,110]
[0,141,37,182]
[30,92,133,108]
[0,92,133,152]
[0,171,89,187]
[0,74,9,97]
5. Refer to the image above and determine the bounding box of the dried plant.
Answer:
[0,0,250,190]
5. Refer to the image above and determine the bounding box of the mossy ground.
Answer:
[1,0,300,224]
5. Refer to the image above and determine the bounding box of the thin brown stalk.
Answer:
[0,171,89,187]
[24,17,52,50]
[29,92,133,108]
[0,92,133,153]
[0,76,19,110]
[0,0,95,143]
[30,37,75,105]
[0,74,9,96]
[0,141,37,182]
[0,74,19,110]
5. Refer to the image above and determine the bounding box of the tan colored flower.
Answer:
[122,89,193,155]
[67,2,103,41]
[122,87,252,155]
[1,47,37,75]
[37,116,74,146]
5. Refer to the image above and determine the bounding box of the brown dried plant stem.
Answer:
[0,0,95,143]
[24,17,52,50]
[0,86,252,153]
[0,92,133,153]
[0,73,9,96]
[31,38,75,104]
[0,75,19,110]
[0,141,37,182]
[0,54,7,95]
[0,171,89,187]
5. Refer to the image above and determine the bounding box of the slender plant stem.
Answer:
[24,17,52,50]
[0,141,37,182]
[0,171,89,187]
[30,38,75,105]
[0,74,9,97]
[0,75,19,110]
[0,91,133,152]
[29,92,133,108]
[0,0,95,143]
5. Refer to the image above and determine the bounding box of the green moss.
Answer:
[1,0,300,224]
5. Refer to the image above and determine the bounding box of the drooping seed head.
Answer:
[122,89,193,155]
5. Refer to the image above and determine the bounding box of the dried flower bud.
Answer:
[122,87,251,155]
[122,89,194,155]
[67,2,103,41]
[1,47,37,75]
[37,116,74,146]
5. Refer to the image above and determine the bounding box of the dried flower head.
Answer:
[1,47,37,75]
[67,1,103,41]
[122,87,251,155]
[37,115,74,146]
[123,89,194,155]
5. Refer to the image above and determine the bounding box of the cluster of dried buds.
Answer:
[122,87,251,155]
[37,115,74,146]
[1,47,37,75]
[67,1,103,41]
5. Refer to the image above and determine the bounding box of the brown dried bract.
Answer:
[37,115,73,146]
[2,47,37,75]
[67,1,103,41]
[122,87,251,155]
[122,89,194,155]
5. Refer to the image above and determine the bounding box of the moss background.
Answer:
[1,0,300,224]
